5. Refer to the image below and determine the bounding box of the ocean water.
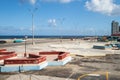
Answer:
[0,35,86,39]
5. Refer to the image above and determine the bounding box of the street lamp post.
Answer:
[24,35,27,57]
[32,13,35,45]
[29,8,38,45]
[59,18,65,42]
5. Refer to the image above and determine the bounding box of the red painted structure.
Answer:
[1,50,69,65]
[39,51,62,55]
[39,51,69,60]
[111,34,120,36]
[0,51,17,60]
[4,54,46,65]
[0,49,7,52]
[58,52,69,60]
[0,51,15,54]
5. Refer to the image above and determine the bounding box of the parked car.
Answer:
[0,40,7,44]
[117,38,120,42]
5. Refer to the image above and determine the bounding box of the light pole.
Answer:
[32,13,34,45]
[24,35,27,57]
[29,8,38,45]
[59,18,65,42]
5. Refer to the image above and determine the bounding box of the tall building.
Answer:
[111,20,120,36]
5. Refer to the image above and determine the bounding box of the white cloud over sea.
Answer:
[85,0,120,16]
[22,0,120,16]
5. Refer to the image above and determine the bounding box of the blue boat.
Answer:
[13,39,25,43]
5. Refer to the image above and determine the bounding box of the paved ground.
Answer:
[0,39,120,80]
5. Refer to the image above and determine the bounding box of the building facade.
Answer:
[111,20,120,36]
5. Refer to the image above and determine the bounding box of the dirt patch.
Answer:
[1,55,120,80]
[0,74,10,80]
[23,67,73,78]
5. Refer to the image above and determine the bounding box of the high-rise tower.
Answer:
[111,20,120,36]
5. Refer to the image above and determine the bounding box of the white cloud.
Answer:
[20,27,25,31]
[20,0,76,5]
[20,0,37,5]
[85,0,120,16]
[29,0,37,5]
[48,19,57,27]
[41,0,74,3]
[60,0,73,3]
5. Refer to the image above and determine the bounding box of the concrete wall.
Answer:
[48,56,72,66]
[0,61,48,72]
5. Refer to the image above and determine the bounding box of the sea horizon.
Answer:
[0,35,103,39]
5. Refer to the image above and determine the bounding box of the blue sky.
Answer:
[0,0,120,36]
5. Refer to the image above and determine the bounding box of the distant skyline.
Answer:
[0,0,120,36]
